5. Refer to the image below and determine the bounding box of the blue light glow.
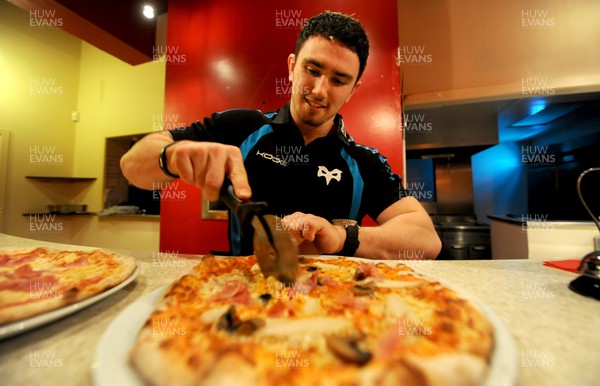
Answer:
[529,98,547,116]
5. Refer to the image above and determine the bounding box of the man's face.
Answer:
[288,36,361,132]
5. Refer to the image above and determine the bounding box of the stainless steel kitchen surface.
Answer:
[405,92,600,259]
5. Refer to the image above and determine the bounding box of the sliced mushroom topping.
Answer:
[351,281,377,297]
[259,293,272,302]
[215,305,264,335]
[235,318,266,336]
[326,334,372,366]
[216,305,238,332]
[353,267,368,281]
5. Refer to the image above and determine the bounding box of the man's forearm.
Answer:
[120,132,176,190]
[354,198,442,260]
[356,216,441,260]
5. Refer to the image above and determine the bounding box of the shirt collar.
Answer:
[270,102,355,146]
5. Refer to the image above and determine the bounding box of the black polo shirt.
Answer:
[169,103,405,255]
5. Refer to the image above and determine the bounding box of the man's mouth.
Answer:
[305,96,326,109]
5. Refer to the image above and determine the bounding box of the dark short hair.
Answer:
[295,11,370,81]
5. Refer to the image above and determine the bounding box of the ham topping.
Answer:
[209,280,253,305]
[0,264,58,292]
[353,262,382,281]
[0,249,43,267]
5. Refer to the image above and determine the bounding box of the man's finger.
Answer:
[226,148,251,199]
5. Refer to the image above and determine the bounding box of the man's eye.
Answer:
[306,68,319,76]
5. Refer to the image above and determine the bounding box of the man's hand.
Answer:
[120,132,251,202]
[280,212,345,255]
[168,141,251,201]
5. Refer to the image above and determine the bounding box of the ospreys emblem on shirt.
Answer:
[317,166,342,185]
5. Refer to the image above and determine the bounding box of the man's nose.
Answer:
[312,76,327,99]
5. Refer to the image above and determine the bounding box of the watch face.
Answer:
[332,219,358,228]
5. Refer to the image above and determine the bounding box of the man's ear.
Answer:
[287,54,296,82]
[345,80,361,103]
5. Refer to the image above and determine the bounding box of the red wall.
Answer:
[161,0,403,254]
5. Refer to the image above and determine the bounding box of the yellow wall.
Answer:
[0,1,165,251]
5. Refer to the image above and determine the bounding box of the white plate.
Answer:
[0,265,140,340]
[92,266,518,386]
[92,285,166,386]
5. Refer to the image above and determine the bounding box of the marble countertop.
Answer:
[0,233,598,386]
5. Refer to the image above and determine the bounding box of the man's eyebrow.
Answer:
[301,58,355,81]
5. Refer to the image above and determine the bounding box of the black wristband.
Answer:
[339,224,360,257]
[158,142,180,178]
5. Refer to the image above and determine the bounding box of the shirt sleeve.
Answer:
[168,109,268,146]
[355,145,407,221]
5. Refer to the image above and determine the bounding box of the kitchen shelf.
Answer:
[26,176,97,183]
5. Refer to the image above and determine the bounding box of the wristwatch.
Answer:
[332,219,360,257]
[158,142,180,178]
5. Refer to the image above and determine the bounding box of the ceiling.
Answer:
[8,0,168,65]
[404,91,600,157]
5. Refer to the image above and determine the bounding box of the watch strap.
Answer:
[339,224,360,257]
[158,142,180,178]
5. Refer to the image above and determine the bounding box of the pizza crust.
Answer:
[0,248,136,324]
[129,255,495,386]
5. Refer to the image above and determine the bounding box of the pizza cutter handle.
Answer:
[219,178,269,235]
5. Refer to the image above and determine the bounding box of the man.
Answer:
[121,11,441,260]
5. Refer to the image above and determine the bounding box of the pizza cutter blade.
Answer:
[219,180,298,284]
[251,214,299,284]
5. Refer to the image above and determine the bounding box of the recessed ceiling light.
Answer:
[143,5,155,19]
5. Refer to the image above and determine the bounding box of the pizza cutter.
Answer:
[219,179,298,284]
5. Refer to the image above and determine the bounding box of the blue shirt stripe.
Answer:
[340,148,364,219]
[240,124,273,160]
[231,124,274,254]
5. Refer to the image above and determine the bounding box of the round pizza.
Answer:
[0,247,137,324]
[130,255,494,386]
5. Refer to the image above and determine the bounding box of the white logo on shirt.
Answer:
[317,166,342,185]
[256,150,287,167]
